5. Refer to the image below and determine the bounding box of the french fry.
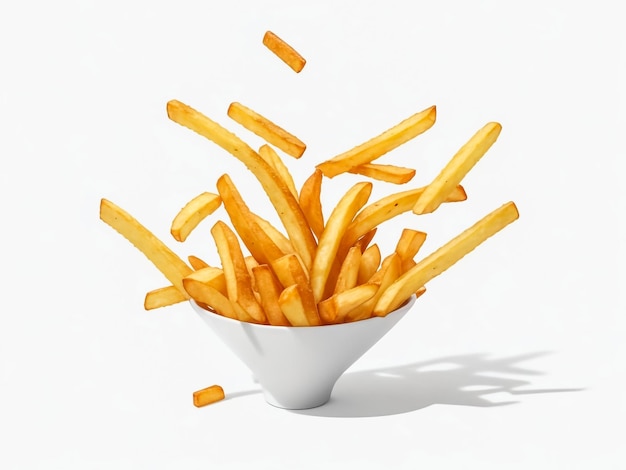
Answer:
[170,192,222,242]
[262,30,306,73]
[374,201,519,316]
[413,122,501,214]
[394,229,427,262]
[252,265,291,326]
[318,283,379,324]
[184,266,227,295]
[299,169,324,240]
[334,246,362,294]
[258,144,298,198]
[100,199,192,296]
[348,163,416,184]
[227,102,306,159]
[167,100,316,269]
[311,182,373,303]
[216,173,286,265]
[211,221,267,324]
[316,106,436,178]
[193,385,225,407]
[278,284,310,327]
[183,278,239,320]
[355,228,377,253]
[250,213,295,255]
[357,243,381,284]
[144,285,187,310]
[188,255,210,270]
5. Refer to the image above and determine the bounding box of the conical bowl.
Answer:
[190,295,416,409]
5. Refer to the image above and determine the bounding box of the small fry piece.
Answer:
[316,106,436,178]
[252,265,291,326]
[334,246,362,294]
[395,229,427,262]
[299,169,324,240]
[171,192,222,242]
[193,385,225,408]
[228,102,306,159]
[258,144,298,198]
[100,199,192,295]
[144,285,187,310]
[278,284,310,327]
[311,182,373,303]
[374,201,519,316]
[318,283,379,324]
[357,243,381,284]
[183,277,239,320]
[262,30,306,73]
[349,163,416,184]
[413,122,501,214]
[188,255,210,270]
[184,266,226,295]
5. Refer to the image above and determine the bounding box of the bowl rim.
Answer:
[190,294,416,330]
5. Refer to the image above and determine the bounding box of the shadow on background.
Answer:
[292,351,583,418]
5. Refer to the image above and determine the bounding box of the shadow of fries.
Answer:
[290,351,584,418]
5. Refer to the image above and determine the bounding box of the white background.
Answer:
[1,0,624,468]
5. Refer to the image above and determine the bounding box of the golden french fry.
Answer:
[413,122,501,214]
[144,285,187,310]
[252,264,291,326]
[374,201,519,316]
[395,229,427,262]
[258,144,298,198]
[211,221,267,324]
[334,246,362,294]
[227,102,306,159]
[262,30,306,73]
[311,182,373,302]
[270,253,321,326]
[171,192,222,242]
[347,253,402,321]
[167,100,316,269]
[250,213,295,255]
[188,255,210,270]
[184,266,226,295]
[183,277,239,320]
[100,199,192,295]
[216,174,285,265]
[278,284,310,326]
[357,243,381,284]
[193,385,225,407]
[348,163,416,184]
[355,228,377,253]
[414,286,427,299]
[316,106,436,178]
[299,169,325,240]
[319,283,379,324]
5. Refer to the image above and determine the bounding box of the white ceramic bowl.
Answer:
[190,295,416,409]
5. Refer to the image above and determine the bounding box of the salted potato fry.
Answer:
[251,213,295,255]
[358,243,381,284]
[211,221,267,324]
[278,284,310,327]
[319,283,379,324]
[334,246,362,294]
[299,169,324,240]
[262,30,306,73]
[258,144,298,198]
[144,285,187,310]
[252,265,291,326]
[316,106,436,178]
[193,385,225,407]
[228,102,306,159]
[374,201,519,316]
[270,253,321,326]
[188,255,210,270]
[171,192,221,242]
[395,229,427,262]
[413,122,501,214]
[184,266,226,295]
[216,174,285,265]
[348,163,416,184]
[183,278,239,320]
[100,199,192,295]
[167,100,316,269]
[311,182,373,302]
[347,253,402,322]
[355,228,377,252]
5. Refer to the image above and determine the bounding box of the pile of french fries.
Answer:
[100,31,519,329]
